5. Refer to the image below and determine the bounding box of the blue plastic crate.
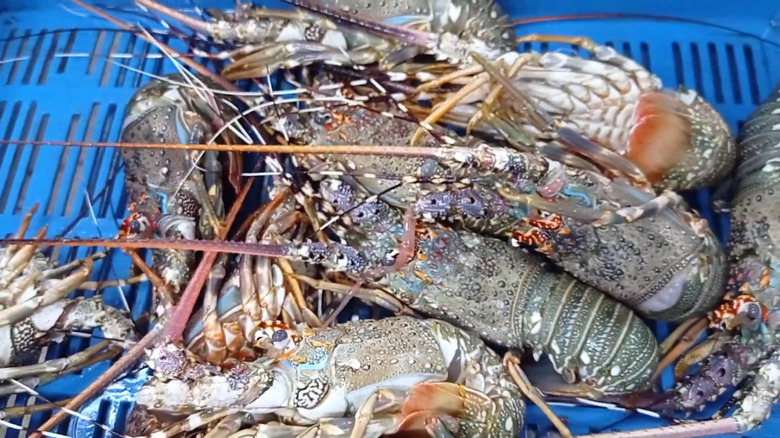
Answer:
[0,0,778,437]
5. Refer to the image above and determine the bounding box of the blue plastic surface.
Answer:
[0,0,779,437]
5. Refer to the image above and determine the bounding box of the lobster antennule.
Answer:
[282,0,437,47]
[625,91,692,184]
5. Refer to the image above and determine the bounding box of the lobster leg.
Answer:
[350,388,407,438]
[414,64,484,93]
[153,409,238,438]
[467,54,532,135]
[291,274,416,316]
[0,341,122,396]
[1,227,47,290]
[673,333,733,380]
[469,52,551,131]
[203,412,245,438]
[504,352,573,438]
[658,317,708,355]
[0,204,38,269]
[0,340,119,381]
[322,280,363,327]
[592,189,686,226]
[201,256,229,365]
[410,73,492,146]
[0,257,93,326]
[652,317,709,382]
[253,416,403,438]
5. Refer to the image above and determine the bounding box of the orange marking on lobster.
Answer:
[708,294,769,329]
[526,214,564,231]
[512,228,548,247]
[760,268,771,287]
[414,270,433,283]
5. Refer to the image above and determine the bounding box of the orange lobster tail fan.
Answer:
[396,383,466,434]
[624,92,692,184]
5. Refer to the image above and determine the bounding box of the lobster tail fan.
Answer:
[625,91,693,186]
[399,382,498,435]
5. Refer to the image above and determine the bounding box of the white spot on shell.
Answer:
[448,3,463,23]
[271,264,284,287]
[0,325,13,365]
[321,30,348,50]
[550,340,561,355]
[580,351,591,365]
[187,415,205,429]
[676,88,698,105]
[610,365,621,376]
[30,301,66,331]
[276,24,306,43]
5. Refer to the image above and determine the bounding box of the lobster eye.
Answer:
[745,303,762,320]
[271,330,288,343]
[313,111,332,126]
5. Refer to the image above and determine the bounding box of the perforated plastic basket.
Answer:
[0,1,779,437]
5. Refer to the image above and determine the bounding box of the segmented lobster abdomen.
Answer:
[729,85,780,309]
[379,225,659,395]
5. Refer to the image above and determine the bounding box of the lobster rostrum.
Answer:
[132,316,525,437]
[255,81,726,323]
[120,73,234,297]
[0,207,137,395]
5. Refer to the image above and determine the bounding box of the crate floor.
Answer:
[1,1,779,437]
